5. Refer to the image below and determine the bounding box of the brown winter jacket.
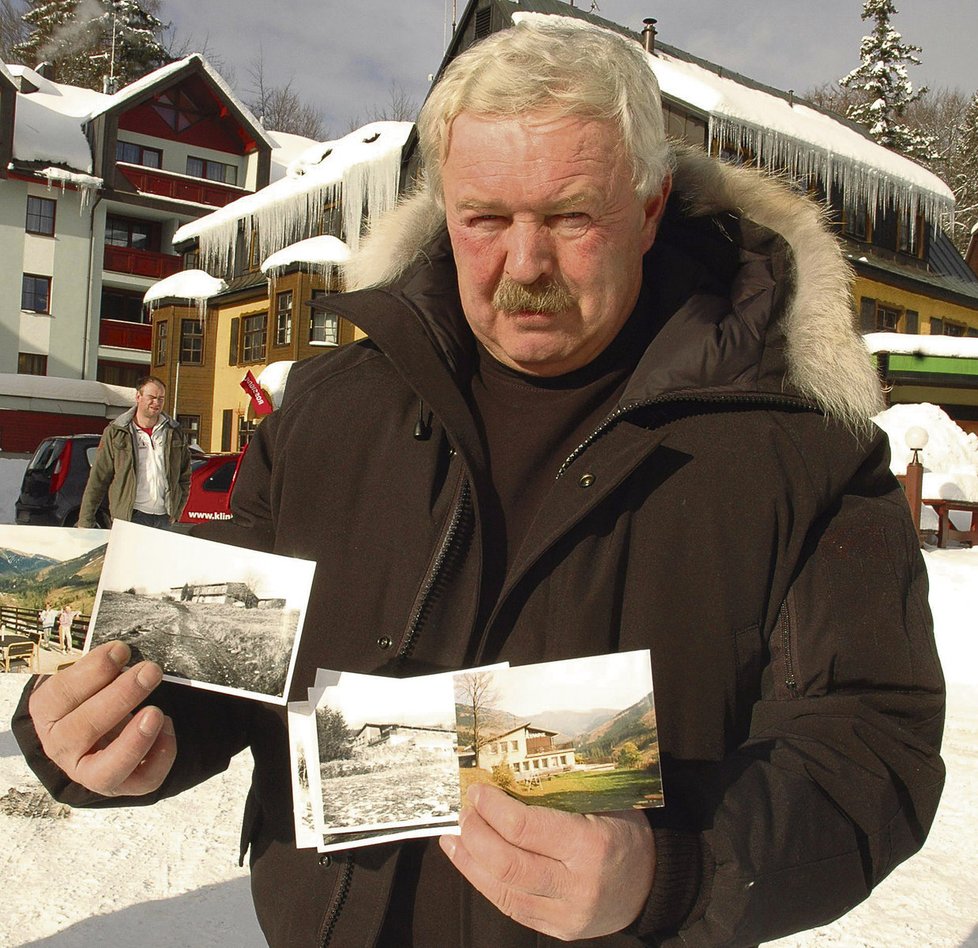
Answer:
[14,148,945,947]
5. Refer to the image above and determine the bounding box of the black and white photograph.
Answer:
[307,668,462,837]
[86,520,314,703]
[455,650,663,813]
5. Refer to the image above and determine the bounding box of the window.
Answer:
[943,321,967,337]
[153,87,204,133]
[876,305,901,332]
[176,414,200,446]
[180,318,203,364]
[115,140,162,168]
[22,274,51,313]
[275,291,293,346]
[26,196,56,236]
[187,156,237,186]
[843,203,869,241]
[310,291,339,345]
[17,352,47,375]
[155,320,168,366]
[101,288,147,323]
[97,360,144,387]
[105,215,160,252]
[238,417,259,450]
[241,313,267,363]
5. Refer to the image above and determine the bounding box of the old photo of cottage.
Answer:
[305,669,462,839]
[455,650,663,812]
[87,520,314,703]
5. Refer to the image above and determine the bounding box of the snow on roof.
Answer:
[144,270,228,320]
[864,332,978,359]
[256,361,295,408]
[261,235,351,281]
[89,54,276,150]
[173,121,413,275]
[267,129,322,183]
[512,13,954,226]
[0,372,135,408]
[6,64,109,172]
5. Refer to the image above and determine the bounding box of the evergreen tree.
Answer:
[14,0,167,91]
[839,0,936,161]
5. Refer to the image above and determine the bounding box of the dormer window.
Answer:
[153,88,204,132]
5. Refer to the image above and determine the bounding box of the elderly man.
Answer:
[15,20,943,947]
[77,374,192,530]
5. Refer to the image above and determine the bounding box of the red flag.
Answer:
[240,370,274,416]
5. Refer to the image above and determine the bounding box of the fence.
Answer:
[0,605,91,650]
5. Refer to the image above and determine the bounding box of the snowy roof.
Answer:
[261,235,351,275]
[0,372,135,408]
[88,54,276,151]
[511,12,954,225]
[144,269,227,305]
[173,121,412,275]
[5,64,109,172]
[864,332,978,358]
[267,130,322,183]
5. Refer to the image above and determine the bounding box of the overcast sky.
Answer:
[161,0,978,139]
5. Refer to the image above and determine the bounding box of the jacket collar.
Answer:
[111,405,177,431]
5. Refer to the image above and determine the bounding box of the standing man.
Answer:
[16,19,944,947]
[37,602,57,648]
[78,375,191,530]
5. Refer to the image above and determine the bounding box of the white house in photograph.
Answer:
[351,723,456,753]
[477,724,576,780]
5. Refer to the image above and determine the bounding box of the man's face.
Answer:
[135,381,166,423]
[442,112,670,377]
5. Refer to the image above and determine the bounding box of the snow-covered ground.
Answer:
[1,400,977,946]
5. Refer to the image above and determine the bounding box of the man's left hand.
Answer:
[439,783,655,940]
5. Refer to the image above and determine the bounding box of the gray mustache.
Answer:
[492,278,575,313]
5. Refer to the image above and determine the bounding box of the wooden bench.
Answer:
[3,640,37,673]
[923,498,978,548]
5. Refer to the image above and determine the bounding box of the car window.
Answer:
[27,439,63,472]
[204,460,237,493]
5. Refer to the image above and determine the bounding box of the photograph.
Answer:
[307,669,462,837]
[0,525,108,657]
[86,520,315,703]
[455,650,663,813]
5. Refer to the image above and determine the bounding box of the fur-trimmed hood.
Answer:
[343,145,884,429]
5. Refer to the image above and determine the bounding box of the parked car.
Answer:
[15,434,110,528]
[179,449,246,524]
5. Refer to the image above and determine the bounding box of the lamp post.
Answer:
[904,426,928,537]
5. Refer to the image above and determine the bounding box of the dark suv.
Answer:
[15,433,111,528]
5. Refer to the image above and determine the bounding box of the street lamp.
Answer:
[904,426,928,536]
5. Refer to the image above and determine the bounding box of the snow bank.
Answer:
[144,270,228,320]
[865,332,978,359]
[261,234,350,283]
[256,361,295,408]
[874,403,978,502]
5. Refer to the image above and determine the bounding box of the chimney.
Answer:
[641,18,657,54]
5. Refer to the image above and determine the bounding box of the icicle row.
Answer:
[708,115,955,240]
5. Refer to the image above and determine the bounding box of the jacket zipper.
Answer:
[779,598,799,695]
[318,854,354,947]
[556,392,813,479]
[398,476,473,660]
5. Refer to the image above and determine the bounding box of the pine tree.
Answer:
[14,0,167,91]
[839,0,936,161]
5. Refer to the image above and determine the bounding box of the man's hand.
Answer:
[29,641,176,797]
[439,783,655,940]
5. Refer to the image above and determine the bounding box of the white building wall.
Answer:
[115,129,251,189]
[0,179,28,374]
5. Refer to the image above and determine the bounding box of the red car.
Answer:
[179,449,246,524]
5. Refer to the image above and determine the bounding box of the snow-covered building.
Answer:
[0,54,281,450]
[146,122,411,452]
[434,0,978,431]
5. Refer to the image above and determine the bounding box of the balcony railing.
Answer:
[117,163,248,208]
[103,244,183,279]
[99,318,152,351]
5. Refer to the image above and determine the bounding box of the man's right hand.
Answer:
[29,641,176,797]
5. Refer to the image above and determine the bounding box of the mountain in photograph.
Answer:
[575,692,658,759]
[34,546,108,589]
[530,708,619,742]
[0,548,58,579]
